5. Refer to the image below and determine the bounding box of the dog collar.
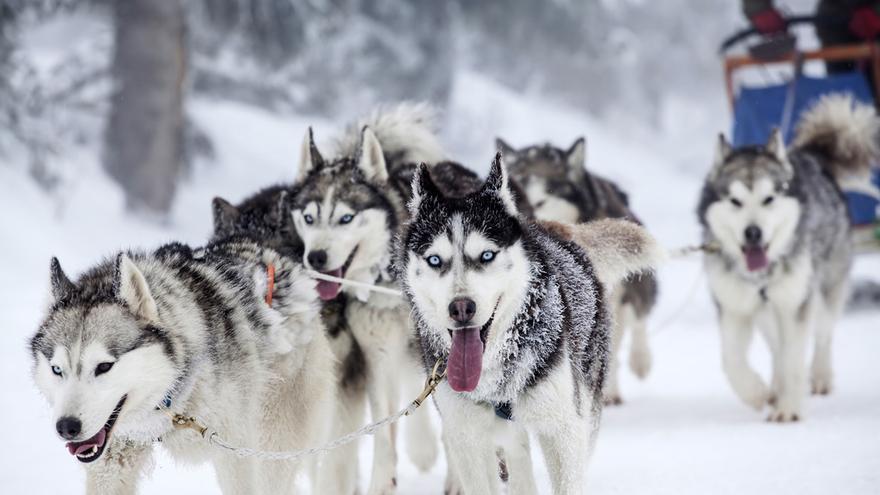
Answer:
[494,402,514,421]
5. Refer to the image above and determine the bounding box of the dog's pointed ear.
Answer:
[482,152,519,216]
[711,133,732,177]
[268,189,289,228]
[495,138,518,161]
[114,254,159,323]
[212,197,240,236]
[49,257,75,301]
[298,127,324,181]
[566,137,587,179]
[358,126,389,184]
[409,163,439,215]
[765,128,792,175]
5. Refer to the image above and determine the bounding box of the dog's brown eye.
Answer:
[95,362,114,376]
[730,198,742,208]
[763,196,774,206]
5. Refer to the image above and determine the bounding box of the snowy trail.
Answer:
[2,78,879,494]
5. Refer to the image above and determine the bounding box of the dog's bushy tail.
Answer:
[332,102,445,167]
[557,219,664,291]
[793,93,880,183]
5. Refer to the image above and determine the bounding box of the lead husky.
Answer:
[698,94,878,421]
[399,156,661,494]
[30,238,335,494]
[498,138,658,404]
[290,103,444,494]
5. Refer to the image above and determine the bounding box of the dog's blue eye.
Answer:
[762,196,774,206]
[51,365,62,377]
[303,214,314,225]
[426,255,442,268]
[95,362,114,376]
[480,250,496,263]
[730,198,742,208]
[339,214,354,225]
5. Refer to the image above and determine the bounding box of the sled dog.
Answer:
[399,155,661,494]
[498,137,658,404]
[30,238,334,494]
[698,94,878,421]
[289,103,445,494]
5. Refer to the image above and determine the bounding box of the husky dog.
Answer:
[212,185,367,492]
[212,184,303,259]
[30,238,335,494]
[498,138,658,404]
[698,94,879,421]
[290,103,446,494]
[399,156,661,494]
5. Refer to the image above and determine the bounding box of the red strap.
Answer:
[265,264,276,307]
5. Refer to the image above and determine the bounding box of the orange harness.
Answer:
[265,264,276,307]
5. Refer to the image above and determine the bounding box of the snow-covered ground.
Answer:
[2,72,879,494]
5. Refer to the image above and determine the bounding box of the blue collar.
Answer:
[494,402,513,421]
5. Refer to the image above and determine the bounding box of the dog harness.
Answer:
[265,263,276,307]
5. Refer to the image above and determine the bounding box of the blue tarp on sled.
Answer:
[731,71,879,225]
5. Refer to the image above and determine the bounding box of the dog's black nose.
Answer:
[744,225,762,245]
[448,298,477,324]
[56,416,81,440]
[307,250,328,270]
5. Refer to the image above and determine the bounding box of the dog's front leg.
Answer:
[85,439,152,495]
[364,352,398,495]
[435,387,500,495]
[498,425,538,495]
[769,298,812,422]
[718,308,769,410]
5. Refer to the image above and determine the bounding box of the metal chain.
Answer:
[164,360,446,462]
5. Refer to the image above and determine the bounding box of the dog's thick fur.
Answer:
[289,103,447,494]
[499,138,659,404]
[399,156,660,494]
[698,94,878,421]
[30,238,335,494]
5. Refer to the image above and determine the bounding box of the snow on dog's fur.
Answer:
[399,155,660,494]
[30,239,335,494]
[698,94,878,422]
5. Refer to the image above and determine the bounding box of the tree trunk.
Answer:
[104,0,186,215]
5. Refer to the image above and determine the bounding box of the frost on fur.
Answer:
[331,102,445,166]
[793,93,880,181]
[554,218,663,290]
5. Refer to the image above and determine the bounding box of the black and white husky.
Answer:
[498,137,659,404]
[399,156,661,494]
[289,103,446,494]
[30,239,335,494]
[698,94,878,421]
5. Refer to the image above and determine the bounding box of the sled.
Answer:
[721,18,880,254]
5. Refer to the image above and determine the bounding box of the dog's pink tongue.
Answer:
[66,428,106,456]
[316,268,343,301]
[447,327,484,392]
[744,246,769,271]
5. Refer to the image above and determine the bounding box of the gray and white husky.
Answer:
[399,156,662,494]
[30,238,335,494]
[498,137,658,405]
[290,103,445,494]
[698,94,879,422]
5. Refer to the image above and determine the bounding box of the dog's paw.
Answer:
[730,373,770,411]
[444,474,464,495]
[366,477,396,495]
[603,393,623,406]
[405,434,438,472]
[629,346,652,380]
[810,368,833,396]
[766,407,801,423]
